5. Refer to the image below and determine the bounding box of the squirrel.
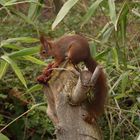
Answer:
[38,34,108,123]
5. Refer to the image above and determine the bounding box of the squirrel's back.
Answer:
[54,35,89,50]
[54,35,91,63]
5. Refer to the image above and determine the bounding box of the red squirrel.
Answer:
[38,34,107,123]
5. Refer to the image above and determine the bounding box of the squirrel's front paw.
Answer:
[37,74,51,85]
[37,75,45,83]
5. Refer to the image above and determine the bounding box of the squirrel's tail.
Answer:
[84,57,108,120]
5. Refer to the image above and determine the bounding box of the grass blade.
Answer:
[81,0,103,27]
[108,0,116,26]
[0,37,39,48]
[115,1,129,31]
[89,41,97,57]
[10,8,38,29]
[0,133,9,140]
[3,0,37,6]
[109,72,128,94]
[8,46,40,58]
[97,22,111,38]
[100,25,114,43]
[23,56,46,65]
[121,71,129,94]
[112,47,119,69]
[28,0,43,21]
[0,60,9,79]
[27,84,43,93]
[1,55,27,88]
[96,48,110,60]
[2,44,24,50]
[52,0,79,30]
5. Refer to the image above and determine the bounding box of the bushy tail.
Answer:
[84,57,108,118]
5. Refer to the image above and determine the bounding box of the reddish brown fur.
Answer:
[39,34,108,123]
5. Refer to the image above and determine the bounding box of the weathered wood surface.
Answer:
[43,63,103,140]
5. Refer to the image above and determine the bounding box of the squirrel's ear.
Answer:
[40,35,52,49]
[40,35,52,42]
[40,35,48,47]
[47,41,52,50]
[40,35,46,44]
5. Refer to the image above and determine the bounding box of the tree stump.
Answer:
[43,62,103,140]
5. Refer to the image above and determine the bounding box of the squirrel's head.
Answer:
[40,35,53,59]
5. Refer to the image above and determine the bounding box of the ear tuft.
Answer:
[40,35,46,44]
[40,35,52,50]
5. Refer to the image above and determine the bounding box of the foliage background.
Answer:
[0,0,140,140]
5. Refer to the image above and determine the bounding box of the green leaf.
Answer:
[131,103,138,122]
[0,0,17,6]
[0,37,39,47]
[0,60,9,79]
[108,0,116,26]
[115,1,128,43]
[127,65,137,70]
[23,56,46,65]
[1,55,27,88]
[96,48,110,60]
[97,22,111,38]
[10,9,38,29]
[27,84,43,93]
[52,0,79,30]
[121,71,129,94]
[115,1,128,30]
[28,0,39,20]
[112,47,119,69]
[0,133,9,140]
[36,105,47,112]
[109,72,128,94]
[115,93,128,100]
[3,0,19,6]
[81,0,103,27]
[3,0,37,6]
[2,44,24,50]
[0,0,5,5]
[0,1,11,15]
[0,93,7,99]
[28,0,44,21]
[8,46,40,58]
[4,0,18,6]
[89,41,97,57]
[100,25,114,43]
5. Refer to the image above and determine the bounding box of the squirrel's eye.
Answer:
[42,50,46,54]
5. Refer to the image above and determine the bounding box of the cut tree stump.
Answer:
[43,62,103,140]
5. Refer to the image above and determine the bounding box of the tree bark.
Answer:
[43,62,103,140]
